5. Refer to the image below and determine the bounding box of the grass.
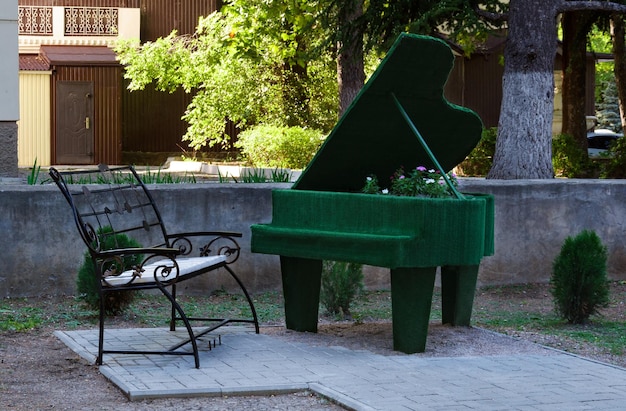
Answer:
[223,167,293,183]
[2,282,624,364]
[27,158,42,185]
[140,167,197,184]
[0,305,44,331]
[59,167,198,185]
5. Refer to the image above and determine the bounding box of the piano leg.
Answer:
[280,256,322,332]
[440,264,479,326]
[390,267,437,353]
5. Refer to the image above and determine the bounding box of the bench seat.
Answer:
[105,255,228,287]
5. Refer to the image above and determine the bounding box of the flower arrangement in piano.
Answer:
[362,166,458,198]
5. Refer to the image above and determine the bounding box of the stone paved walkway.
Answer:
[55,327,626,410]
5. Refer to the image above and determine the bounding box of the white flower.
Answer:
[366,176,372,181]
[428,169,435,173]
[425,178,435,184]
[382,189,389,194]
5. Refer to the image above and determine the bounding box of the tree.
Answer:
[116,0,378,149]
[561,11,597,151]
[116,5,338,149]
[611,13,626,131]
[484,0,626,179]
[337,0,365,116]
[596,79,623,130]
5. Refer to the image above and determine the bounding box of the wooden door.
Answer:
[56,82,94,164]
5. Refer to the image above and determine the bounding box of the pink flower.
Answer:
[416,166,427,172]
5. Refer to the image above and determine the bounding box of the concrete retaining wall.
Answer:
[2,179,625,298]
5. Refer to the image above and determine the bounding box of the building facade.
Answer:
[18,0,221,166]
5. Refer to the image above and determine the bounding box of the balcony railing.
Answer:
[19,6,53,36]
[65,7,118,36]
[18,6,120,37]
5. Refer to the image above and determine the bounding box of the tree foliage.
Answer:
[116,0,626,178]
[597,80,623,131]
[116,6,338,149]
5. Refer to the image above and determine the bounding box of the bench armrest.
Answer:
[166,231,243,239]
[166,232,242,263]
[96,246,180,259]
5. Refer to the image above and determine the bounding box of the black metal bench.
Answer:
[50,164,259,368]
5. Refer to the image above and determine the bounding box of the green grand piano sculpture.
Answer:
[251,33,495,353]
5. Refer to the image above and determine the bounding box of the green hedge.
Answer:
[235,125,325,169]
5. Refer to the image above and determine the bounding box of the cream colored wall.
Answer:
[17,71,51,167]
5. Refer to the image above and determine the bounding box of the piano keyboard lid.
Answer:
[294,33,483,194]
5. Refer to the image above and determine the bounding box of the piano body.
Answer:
[251,33,495,353]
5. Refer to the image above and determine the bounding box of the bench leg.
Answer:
[390,267,437,354]
[280,256,322,332]
[440,264,479,326]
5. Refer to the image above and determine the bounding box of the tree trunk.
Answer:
[611,13,626,131]
[282,59,310,127]
[561,11,595,149]
[337,0,365,117]
[487,0,557,179]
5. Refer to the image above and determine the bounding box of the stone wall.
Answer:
[0,122,18,177]
[460,178,626,285]
[1,179,625,297]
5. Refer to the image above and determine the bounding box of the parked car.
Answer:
[587,129,623,157]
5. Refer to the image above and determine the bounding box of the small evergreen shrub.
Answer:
[77,227,143,315]
[456,127,497,176]
[596,80,622,132]
[600,136,626,178]
[320,261,364,317]
[550,230,610,324]
[235,124,325,169]
[552,133,599,178]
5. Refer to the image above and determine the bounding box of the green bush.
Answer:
[600,136,626,178]
[320,261,364,317]
[77,227,143,315]
[235,125,325,169]
[552,133,599,178]
[550,230,610,324]
[456,127,497,176]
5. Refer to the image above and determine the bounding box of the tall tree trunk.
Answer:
[282,59,310,127]
[488,0,557,179]
[561,11,595,150]
[337,0,365,117]
[611,13,626,131]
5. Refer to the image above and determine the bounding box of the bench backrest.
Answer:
[49,165,170,255]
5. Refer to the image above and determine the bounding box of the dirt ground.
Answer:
[1,282,624,410]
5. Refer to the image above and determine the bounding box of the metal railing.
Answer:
[65,7,118,36]
[18,6,119,37]
[18,6,53,36]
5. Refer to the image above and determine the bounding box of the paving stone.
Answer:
[55,327,626,409]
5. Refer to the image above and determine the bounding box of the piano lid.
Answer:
[294,33,483,193]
